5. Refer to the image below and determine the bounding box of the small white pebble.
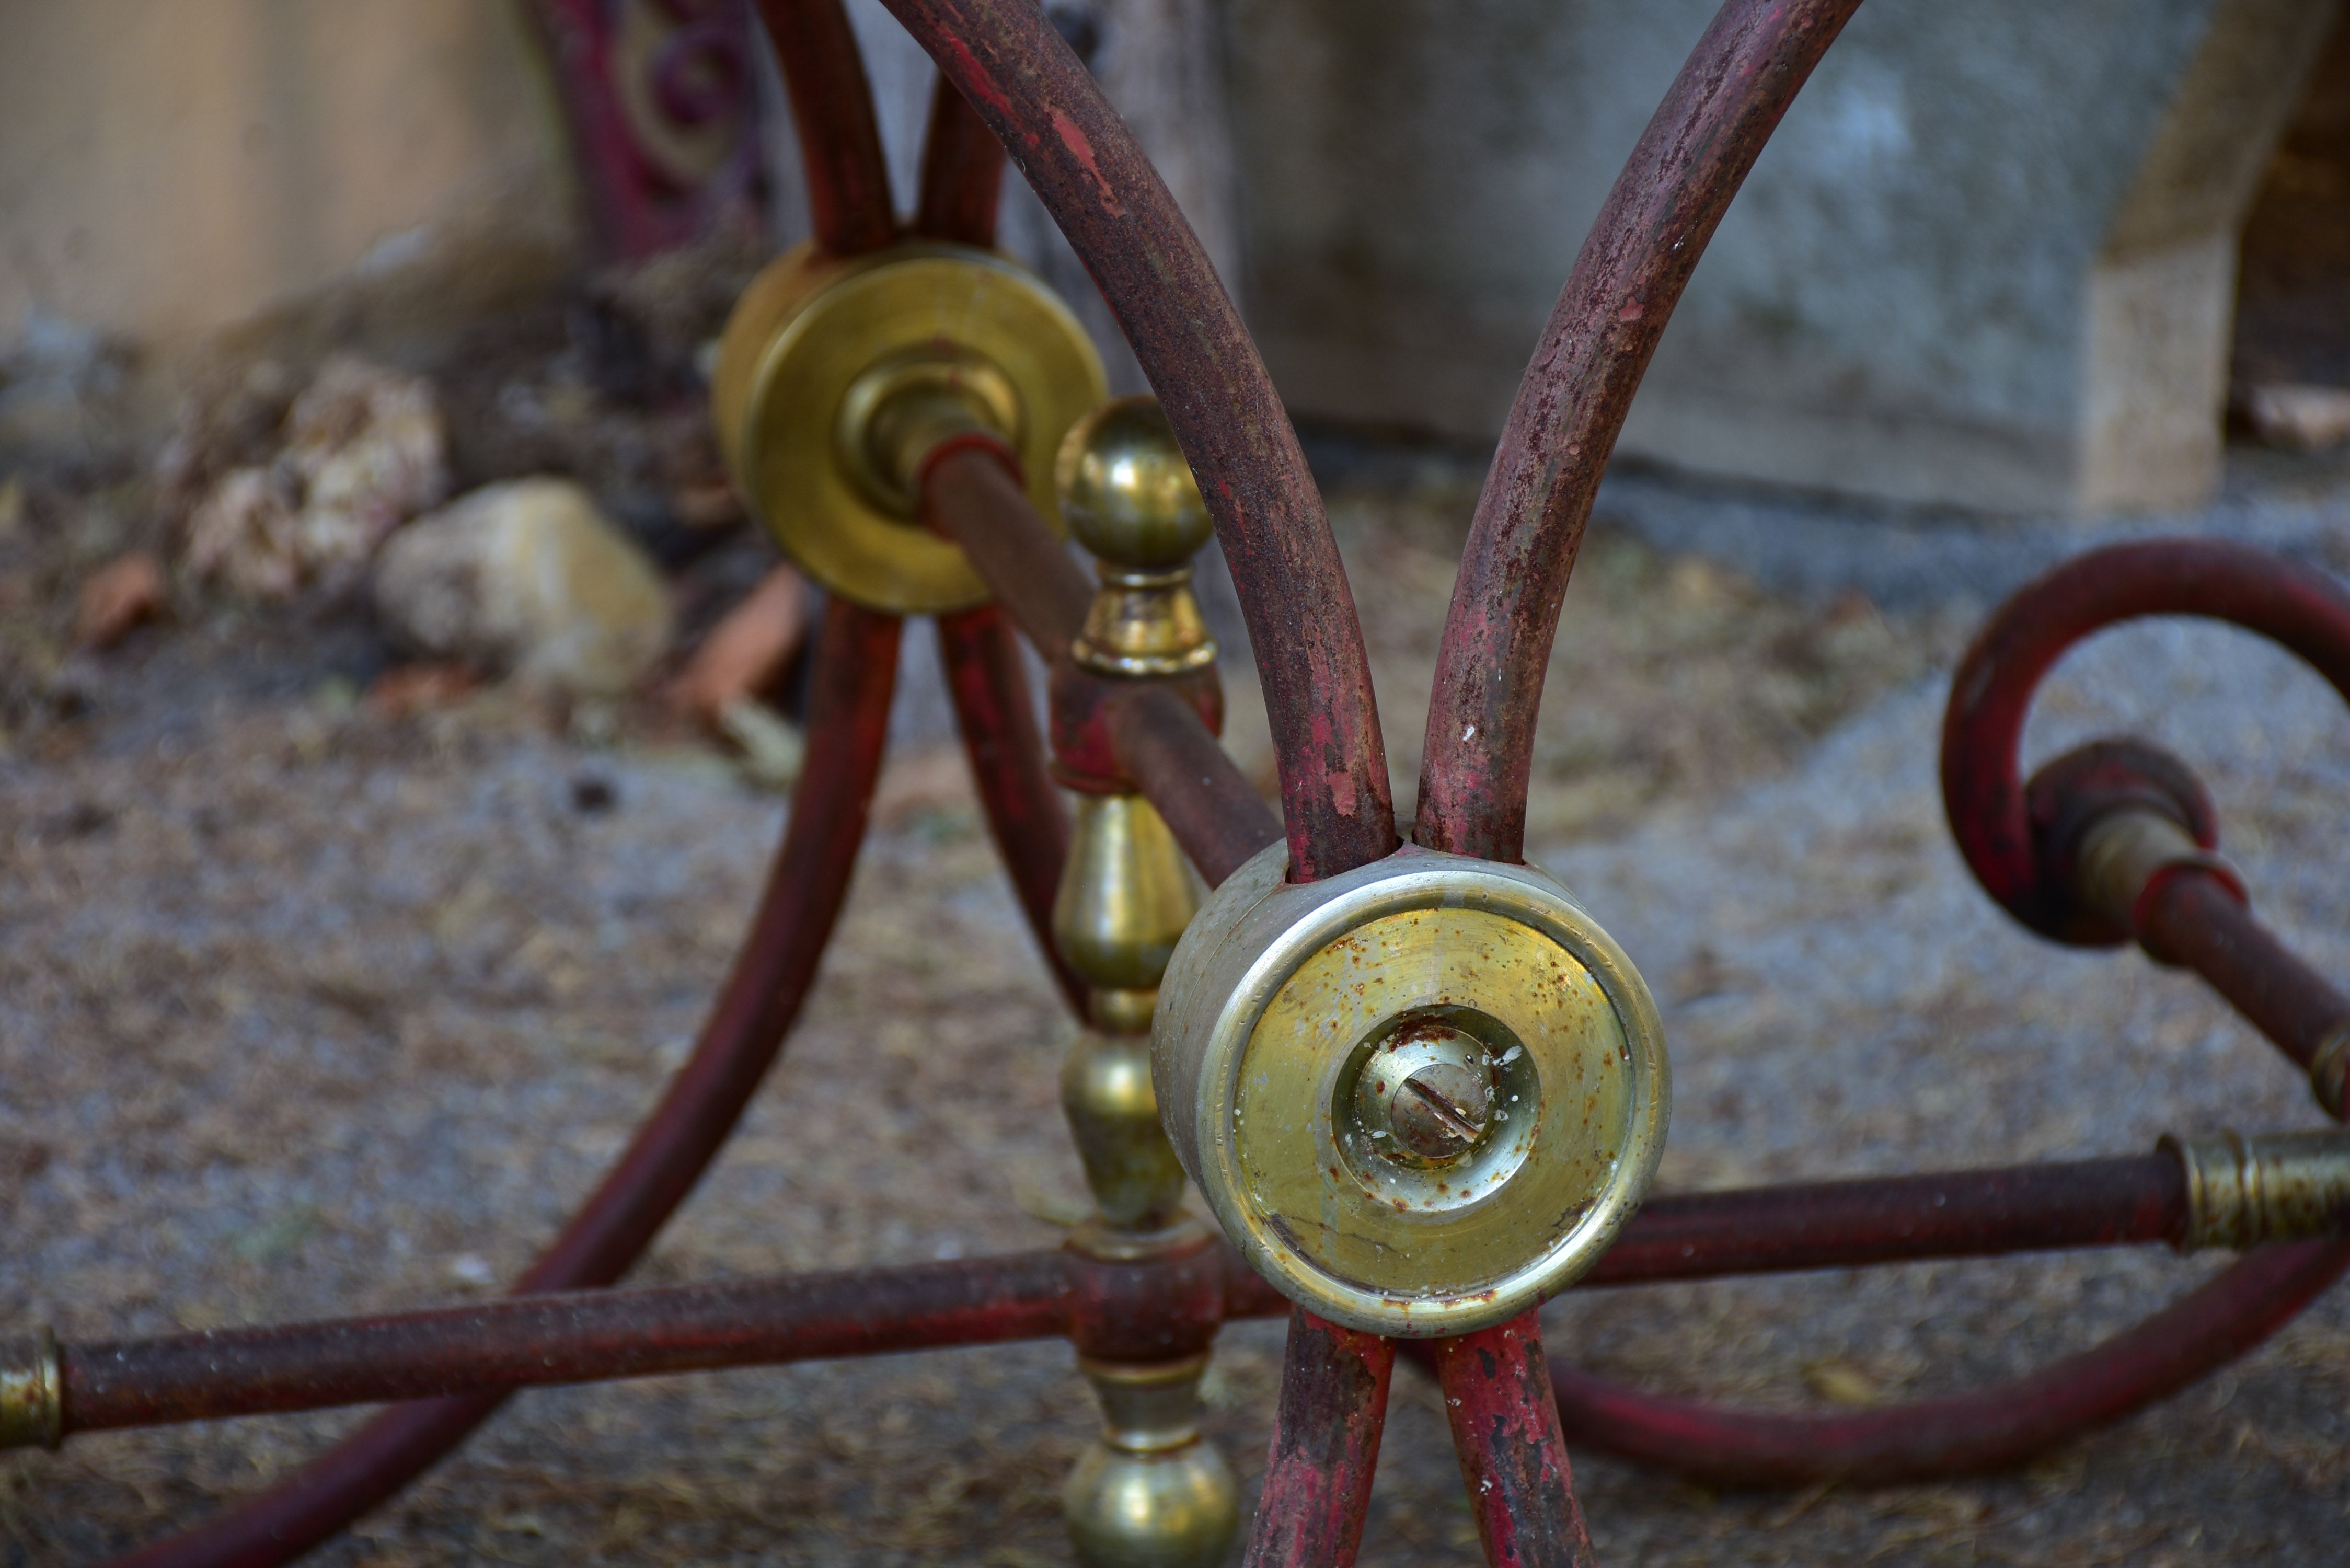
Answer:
[448,1253,495,1286]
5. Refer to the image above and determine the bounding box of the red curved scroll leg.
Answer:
[1438,1313,1599,1568]
[937,604,1085,1014]
[755,0,897,255]
[106,603,902,1568]
[1241,1308,1396,1568]
[1547,1235,2350,1487]
[914,70,1006,244]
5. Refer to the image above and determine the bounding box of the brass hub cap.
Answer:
[1155,844,1669,1336]
[710,240,1106,614]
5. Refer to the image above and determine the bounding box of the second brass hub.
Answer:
[712,240,1107,614]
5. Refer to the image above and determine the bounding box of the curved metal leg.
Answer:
[103,602,901,1567]
[1240,1308,1395,1568]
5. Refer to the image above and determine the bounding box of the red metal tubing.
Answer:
[1436,1314,1597,1568]
[1101,685,1284,886]
[926,446,1092,652]
[1417,0,1862,864]
[66,1255,1070,1436]
[754,0,898,255]
[1942,539,2350,943]
[1241,1308,1396,1568]
[51,1155,2216,1448]
[937,604,1087,1014]
[914,71,1006,244]
[106,603,902,1568]
[1581,1155,2186,1285]
[2136,872,2350,1077]
[882,0,1399,883]
[924,446,1281,885]
[1548,1234,2350,1486]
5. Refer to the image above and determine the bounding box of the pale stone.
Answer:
[2238,382,2350,449]
[183,357,448,598]
[373,478,674,697]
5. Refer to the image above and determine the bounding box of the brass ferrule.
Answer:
[0,1328,62,1450]
[1065,1212,1214,1265]
[2160,1128,2350,1251]
[1064,1348,1238,1567]
[2075,809,2239,932]
[1078,1353,1213,1454]
[835,348,1024,521]
[2311,1024,2349,1121]
[1072,567,1217,678]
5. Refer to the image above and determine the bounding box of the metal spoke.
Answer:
[1437,1313,1597,1568]
[1240,1308,1396,1568]
[1417,0,1861,863]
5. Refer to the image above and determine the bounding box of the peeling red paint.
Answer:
[1049,108,1127,216]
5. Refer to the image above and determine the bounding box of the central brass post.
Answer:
[1049,397,1236,1568]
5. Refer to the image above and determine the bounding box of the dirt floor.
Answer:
[4,395,2350,1565]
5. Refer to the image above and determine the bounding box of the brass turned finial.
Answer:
[1050,398,1237,1568]
[1056,398,1217,677]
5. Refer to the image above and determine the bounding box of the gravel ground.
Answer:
[3,452,2348,1565]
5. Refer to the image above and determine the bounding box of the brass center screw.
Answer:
[1354,1022,1496,1162]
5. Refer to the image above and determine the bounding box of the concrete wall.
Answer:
[758,0,1237,393]
[1225,0,2336,514]
[0,0,578,388]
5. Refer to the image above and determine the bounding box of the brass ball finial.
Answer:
[1055,396,1213,572]
[1057,397,1217,676]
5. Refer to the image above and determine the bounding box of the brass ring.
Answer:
[0,1327,62,1450]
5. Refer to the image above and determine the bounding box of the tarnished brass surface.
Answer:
[711,240,1104,614]
[2311,1024,2349,1121]
[1154,843,1669,1336]
[1053,795,1202,996]
[1065,1030,1190,1229]
[2161,1129,2350,1250]
[1057,398,1217,677]
[835,347,1023,518]
[0,1328,61,1450]
[2076,809,2239,931]
[1065,1354,1238,1568]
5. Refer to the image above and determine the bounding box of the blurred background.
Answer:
[4,3,2350,1564]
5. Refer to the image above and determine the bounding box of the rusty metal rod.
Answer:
[883,0,1399,884]
[926,447,1092,651]
[1435,1313,1598,1568]
[2138,872,2349,1075]
[41,1151,2219,1443]
[1582,1154,2186,1285]
[1102,685,1284,887]
[1240,1308,1395,1568]
[925,446,1282,884]
[68,1256,1072,1435]
[1419,0,1862,863]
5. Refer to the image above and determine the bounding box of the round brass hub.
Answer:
[1154,844,1669,1336]
[711,240,1106,615]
